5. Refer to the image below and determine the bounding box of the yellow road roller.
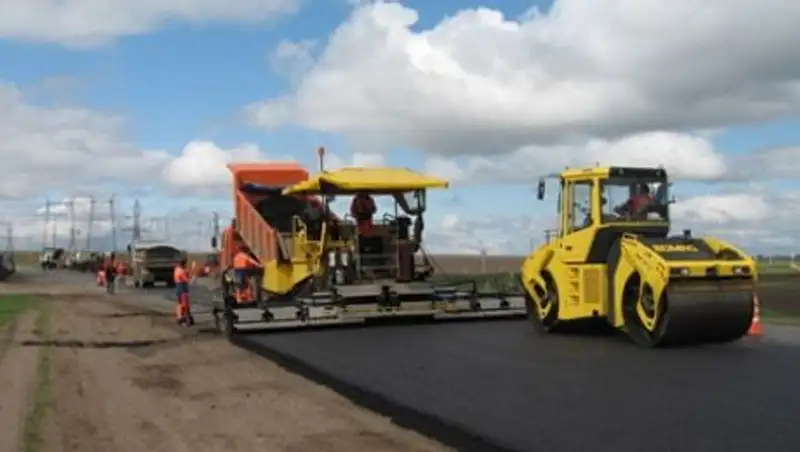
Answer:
[521,166,757,347]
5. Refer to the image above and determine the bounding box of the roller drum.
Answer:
[629,279,755,347]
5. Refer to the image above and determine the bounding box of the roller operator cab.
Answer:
[521,166,758,347]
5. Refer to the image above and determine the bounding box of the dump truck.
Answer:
[128,241,185,288]
[521,166,757,347]
[211,162,526,336]
[39,247,65,270]
[0,251,15,281]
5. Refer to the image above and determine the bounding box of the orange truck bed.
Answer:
[222,163,309,268]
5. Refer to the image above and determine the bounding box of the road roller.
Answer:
[521,166,757,347]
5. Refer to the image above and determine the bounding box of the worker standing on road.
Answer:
[173,258,194,326]
[232,245,260,303]
[104,253,117,294]
[115,259,128,288]
[350,192,377,236]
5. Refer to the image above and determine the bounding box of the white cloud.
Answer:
[424,131,729,185]
[248,0,800,158]
[671,190,800,254]
[421,189,800,256]
[160,141,386,194]
[316,149,386,172]
[0,82,170,199]
[425,212,550,255]
[271,39,318,82]
[671,194,771,224]
[727,146,800,181]
[161,141,285,190]
[0,0,300,47]
[586,132,727,181]
[1,80,321,199]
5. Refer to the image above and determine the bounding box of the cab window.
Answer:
[601,178,669,223]
[569,182,594,232]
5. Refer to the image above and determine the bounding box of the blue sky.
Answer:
[1,0,799,254]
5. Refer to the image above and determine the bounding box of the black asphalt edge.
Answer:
[232,334,522,452]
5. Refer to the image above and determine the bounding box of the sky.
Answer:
[1,0,800,255]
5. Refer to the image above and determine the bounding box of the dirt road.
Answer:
[2,292,448,452]
[0,310,41,452]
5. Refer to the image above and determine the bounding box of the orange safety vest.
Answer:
[628,194,653,212]
[173,266,189,284]
[233,251,257,269]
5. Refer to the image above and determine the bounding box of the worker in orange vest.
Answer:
[350,192,377,236]
[232,245,260,303]
[103,253,117,294]
[173,258,194,326]
[115,259,127,280]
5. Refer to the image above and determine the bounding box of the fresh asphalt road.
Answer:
[242,320,800,452]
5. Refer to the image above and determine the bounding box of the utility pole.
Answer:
[120,198,141,250]
[212,211,220,251]
[479,240,487,274]
[67,196,76,252]
[51,219,57,248]
[41,198,51,250]
[109,195,118,252]
[132,199,141,242]
[85,196,95,251]
[6,223,13,252]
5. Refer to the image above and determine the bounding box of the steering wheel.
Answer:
[382,213,395,224]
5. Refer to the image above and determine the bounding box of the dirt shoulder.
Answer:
[40,295,448,452]
[0,309,44,452]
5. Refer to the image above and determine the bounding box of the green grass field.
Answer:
[757,262,799,275]
[0,294,42,328]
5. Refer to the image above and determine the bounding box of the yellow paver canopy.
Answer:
[282,167,449,195]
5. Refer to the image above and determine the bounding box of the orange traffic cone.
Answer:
[748,294,763,336]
